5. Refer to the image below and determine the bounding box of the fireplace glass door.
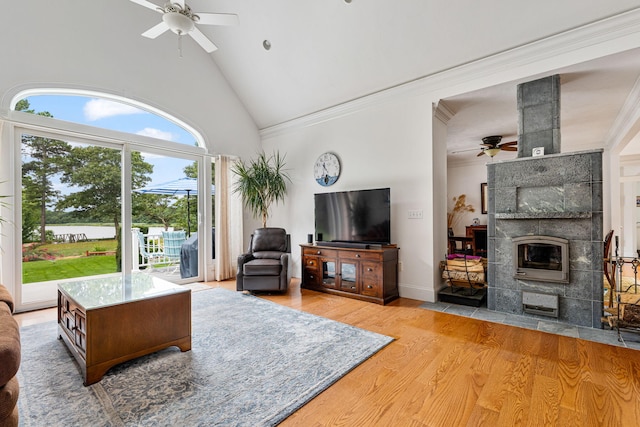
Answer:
[513,236,569,283]
[518,243,562,271]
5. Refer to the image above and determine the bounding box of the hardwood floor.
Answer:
[14,279,640,426]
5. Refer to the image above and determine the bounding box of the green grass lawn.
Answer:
[22,255,118,284]
[38,240,118,257]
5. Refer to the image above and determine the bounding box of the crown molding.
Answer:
[619,153,640,166]
[605,74,640,153]
[260,8,640,140]
[433,101,455,125]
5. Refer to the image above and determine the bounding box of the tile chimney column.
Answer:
[486,74,604,329]
[517,74,561,157]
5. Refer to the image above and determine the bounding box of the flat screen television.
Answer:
[314,188,391,245]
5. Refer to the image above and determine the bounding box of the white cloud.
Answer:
[83,99,145,121]
[136,127,175,141]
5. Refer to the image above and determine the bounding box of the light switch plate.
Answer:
[408,210,423,219]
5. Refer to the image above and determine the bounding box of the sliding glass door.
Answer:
[15,129,209,310]
[20,131,124,307]
[130,149,207,283]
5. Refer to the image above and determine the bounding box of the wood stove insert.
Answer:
[513,236,569,284]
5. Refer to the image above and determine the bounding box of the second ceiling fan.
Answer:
[477,136,517,157]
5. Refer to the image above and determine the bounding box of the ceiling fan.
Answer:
[130,0,239,53]
[477,135,517,157]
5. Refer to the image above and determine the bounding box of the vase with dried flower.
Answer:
[447,194,475,235]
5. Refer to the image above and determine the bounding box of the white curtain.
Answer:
[0,119,6,226]
[214,155,243,281]
[0,119,15,299]
[0,120,8,227]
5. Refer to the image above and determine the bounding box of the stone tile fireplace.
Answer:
[486,75,604,329]
[486,150,603,328]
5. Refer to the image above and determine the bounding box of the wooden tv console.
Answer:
[300,244,399,305]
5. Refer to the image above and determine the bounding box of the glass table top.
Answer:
[58,273,190,309]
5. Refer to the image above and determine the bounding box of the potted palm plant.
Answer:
[231,151,291,227]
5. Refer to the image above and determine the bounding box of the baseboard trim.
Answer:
[398,283,434,303]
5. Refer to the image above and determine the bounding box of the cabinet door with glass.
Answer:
[320,258,360,293]
[337,260,359,293]
[320,258,338,289]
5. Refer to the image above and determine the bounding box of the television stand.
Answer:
[300,244,399,305]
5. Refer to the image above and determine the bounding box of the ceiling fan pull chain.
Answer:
[178,32,183,58]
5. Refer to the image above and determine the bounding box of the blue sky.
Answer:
[25,95,195,144]
[24,95,197,186]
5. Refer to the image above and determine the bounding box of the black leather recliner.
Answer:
[236,227,291,292]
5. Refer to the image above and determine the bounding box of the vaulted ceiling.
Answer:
[124,0,640,164]
[128,1,640,124]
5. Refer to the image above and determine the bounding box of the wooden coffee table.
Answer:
[58,273,191,386]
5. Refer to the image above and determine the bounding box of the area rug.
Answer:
[17,288,393,426]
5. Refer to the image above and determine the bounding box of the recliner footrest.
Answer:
[243,259,282,276]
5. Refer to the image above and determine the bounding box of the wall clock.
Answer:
[314,152,341,186]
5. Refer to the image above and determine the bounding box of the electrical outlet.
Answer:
[408,209,423,219]
[398,261,403,271]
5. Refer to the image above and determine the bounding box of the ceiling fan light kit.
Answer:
[163,11,195,35]
[484,147,501,157]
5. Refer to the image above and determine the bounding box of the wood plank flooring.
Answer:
[14,279,640,426]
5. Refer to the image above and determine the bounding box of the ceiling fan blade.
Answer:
[500,141,518,147]
[130,0,162,12]
[477,151,486,157]
[190,27,218,52]
[197,13,239,26]
[142,21,170,39]
[501,146,518,151]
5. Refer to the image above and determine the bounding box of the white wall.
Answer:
[0,1,260,159]
[446,161,490,236]
[259,11,640,303]
[262,94,438,301]
[0,1,261,302]
[617,162,640,255]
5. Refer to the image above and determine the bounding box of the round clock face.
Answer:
[314,152,341,186]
